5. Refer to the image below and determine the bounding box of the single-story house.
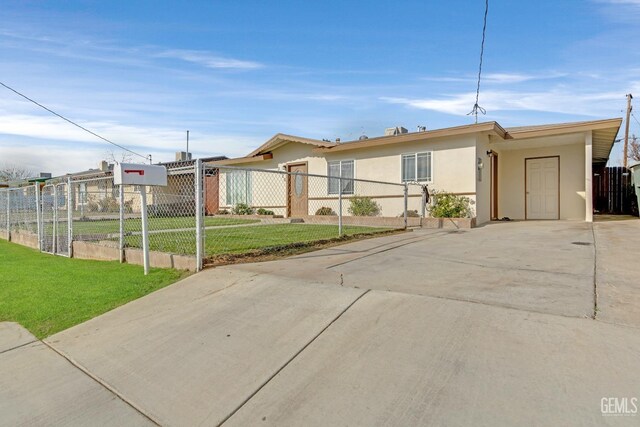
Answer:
[210,118,622,225]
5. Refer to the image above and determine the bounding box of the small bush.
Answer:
[257,208,275,216]
[401,210,420,218]
[348,196,381,217]
[216,209,230,215]
[315,207,336,216]
[429,191,472,218]
[232,203,254,215]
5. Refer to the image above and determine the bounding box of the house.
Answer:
[210,118,622,225]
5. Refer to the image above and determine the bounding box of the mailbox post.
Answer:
[114,163,168,275]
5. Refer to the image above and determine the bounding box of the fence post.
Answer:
[54,184,60,253]
[35,183,41,250]
[338,176,343,236]
[119,185,125,263]
[403,183,408,229]
[195,159,204,271]
[67,177,73,257]
[6,190,10,241]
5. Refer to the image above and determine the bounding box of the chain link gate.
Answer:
[40,182,71,256]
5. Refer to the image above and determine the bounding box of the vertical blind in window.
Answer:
[327,160,354,194]
[226,170,252,205]
[401,152,432,182]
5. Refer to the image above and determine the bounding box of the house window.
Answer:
[226,170,252,205]
[401,152,432,182]
[327,160,354,194]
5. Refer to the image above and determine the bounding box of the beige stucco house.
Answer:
[210,118,621,225]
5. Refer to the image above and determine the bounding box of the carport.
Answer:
[486,119,621,222]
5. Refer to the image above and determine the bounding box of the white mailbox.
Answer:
[114,163,168,186]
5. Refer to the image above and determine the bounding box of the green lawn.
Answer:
[124,223,390,256]
[0,239,189,338]
[70,216,259,235]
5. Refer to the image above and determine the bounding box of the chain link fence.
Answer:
[1,163,428,270]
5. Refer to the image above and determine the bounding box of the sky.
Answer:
[1,0,640,176]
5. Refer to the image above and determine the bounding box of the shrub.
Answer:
[429,191,473,218]
[216,209,230,215]
[348,196,381,217]
[401,209,420,218]
[97,197,119,213]
[315,206,336,216]
[257,208,275,216]
[232,203,254,215]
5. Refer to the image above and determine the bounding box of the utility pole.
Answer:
[623,94,633,168]
[186,130,190,156]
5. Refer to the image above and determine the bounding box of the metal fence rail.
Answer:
[0,164,427,271]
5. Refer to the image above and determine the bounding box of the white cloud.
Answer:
[421,72,567,84]
[381,88,624,117]
[155,49,264,70]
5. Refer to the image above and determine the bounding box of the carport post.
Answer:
[119,185,124,263]
[403,183,408,229]
[338,176,343,236]
[67,177,73,257]
[140,185,150,275]
[195,159,204,271]
[35,183,41,250]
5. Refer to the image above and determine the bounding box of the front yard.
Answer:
[123,223,391,256]
[0,239,189,338]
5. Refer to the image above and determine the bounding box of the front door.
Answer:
[526,156,559,219]
[287,163,308,217]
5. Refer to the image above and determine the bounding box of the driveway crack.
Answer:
[216,289,371,426]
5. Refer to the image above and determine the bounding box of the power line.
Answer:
[0,81,150,162]
[631,111,640,128]
[468,0,489,123]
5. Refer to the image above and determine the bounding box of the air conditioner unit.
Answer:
[175,151,192,161]
[384,126,408,136]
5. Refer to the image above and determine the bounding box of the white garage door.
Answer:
[526,157,559,220]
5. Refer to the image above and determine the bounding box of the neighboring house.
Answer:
[154,154,227,215]
[210,118,622,225]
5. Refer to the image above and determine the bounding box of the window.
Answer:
[327,160,354,194]
[401,152,432,182]
[226,170,252,205]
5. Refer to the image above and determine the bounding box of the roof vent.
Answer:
[384,126,408,136]
[359,135,369,140]
[175,151,192,162]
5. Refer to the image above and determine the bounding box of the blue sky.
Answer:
[1,0,639,175]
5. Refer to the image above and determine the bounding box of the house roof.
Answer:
[210,133,335,165]
[313,121,508,154]
[159,155,228,169]
[247,133,336,157]
[209,118,622,165]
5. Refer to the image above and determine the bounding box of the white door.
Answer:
[526,157,559,219]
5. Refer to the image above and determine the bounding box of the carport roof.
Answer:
[504,118,622,163]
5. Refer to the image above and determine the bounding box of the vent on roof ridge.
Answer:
[385,126,408,136]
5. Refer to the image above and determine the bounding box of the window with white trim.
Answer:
[401,152,432,182]
[327,160,354,194]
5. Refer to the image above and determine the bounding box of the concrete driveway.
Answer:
[2,220,639,426]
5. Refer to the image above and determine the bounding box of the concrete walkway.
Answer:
[2,220,639,426]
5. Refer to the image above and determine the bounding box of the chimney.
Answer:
[98,160,109,172]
